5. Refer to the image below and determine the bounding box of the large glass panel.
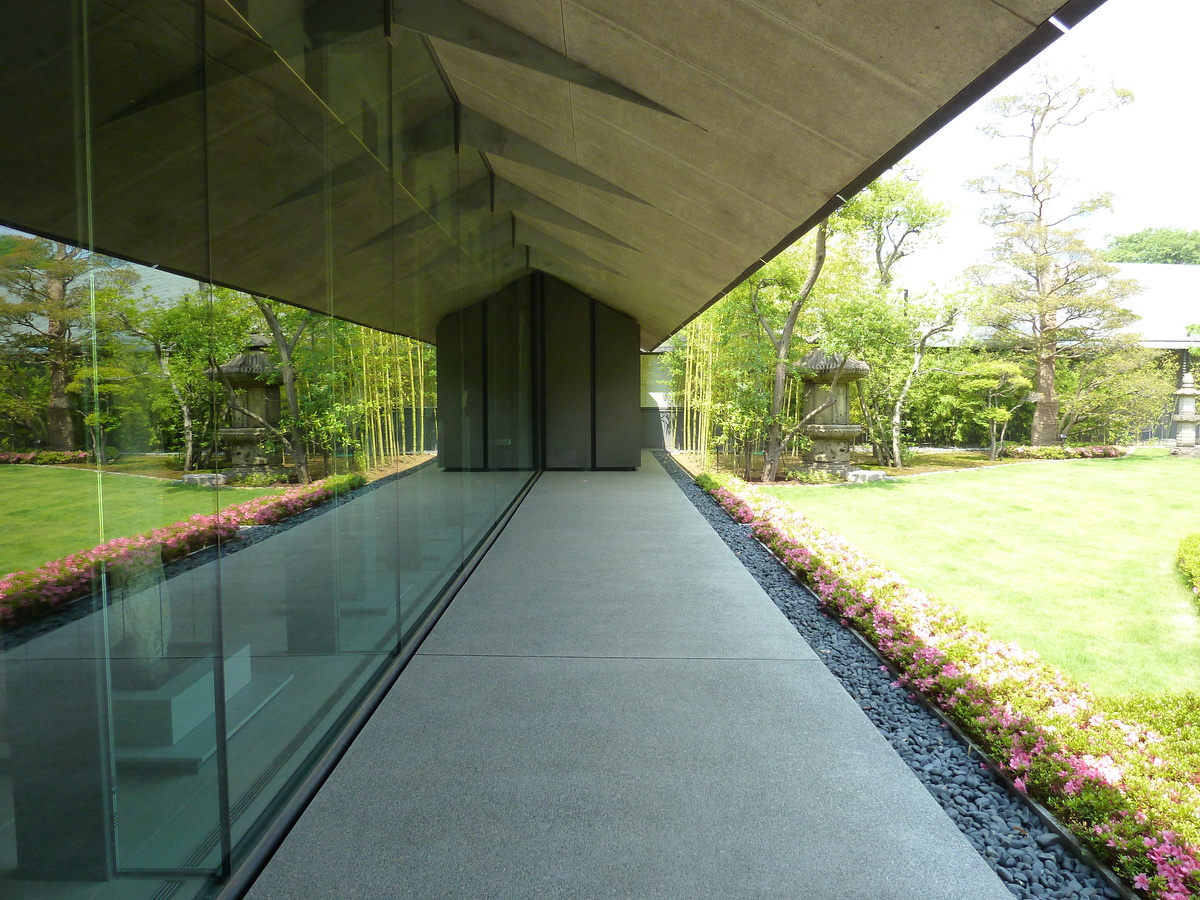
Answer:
[0,2,537,898]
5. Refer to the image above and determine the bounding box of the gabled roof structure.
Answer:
[0,0,1105,348]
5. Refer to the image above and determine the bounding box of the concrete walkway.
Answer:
[247,452,1011,900]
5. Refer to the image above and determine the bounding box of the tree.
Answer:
[253,297,313,483]
[0,237,134,450]
[1055,344,1178,444]
[970,71,1140,446]
[837,173,955,468]
[747,222,829,483]
[842,172,950,290]
[1106,227,1200,265]
[957,360,1033,459]
[122,287,258,470]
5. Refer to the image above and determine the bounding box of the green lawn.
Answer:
[761,449,1200,696]
[0,466,284,576]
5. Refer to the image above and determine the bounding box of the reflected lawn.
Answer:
[0,466,284,575]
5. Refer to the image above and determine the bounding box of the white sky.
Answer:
[898,0,1200,291]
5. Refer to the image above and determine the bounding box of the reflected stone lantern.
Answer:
[1171,368,1200,457]
[206,335,283,475]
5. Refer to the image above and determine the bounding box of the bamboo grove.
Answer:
[0,233,438,476]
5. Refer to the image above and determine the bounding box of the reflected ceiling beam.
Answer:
[98,35,280,126]
[460,108,646,204]
[395,107,648,203]
[392,0,685,121]
[415,220,511,275]
[414,214,621,279]
[515,221,623,276]
[274,153,386,206]
[354,174,640,252]
[495,180,639,251]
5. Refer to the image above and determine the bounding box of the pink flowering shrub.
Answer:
[1002,445,1124,460]
[0,450,91,465]
[0,474,365,630]
[705,475,1200,899]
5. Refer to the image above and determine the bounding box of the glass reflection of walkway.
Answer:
[0,464,532,899]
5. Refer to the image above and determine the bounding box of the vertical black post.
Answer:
[531,272,546,471]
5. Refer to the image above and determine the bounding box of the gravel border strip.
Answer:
[653,449,1131,900]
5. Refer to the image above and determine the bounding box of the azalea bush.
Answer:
[0,450,91,465]
[1002,445,1124,460]
[705,475,1200,899]
[1178,534,1200,599]
[0,473,366,630]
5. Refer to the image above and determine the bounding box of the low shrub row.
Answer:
[705,475,1199,900]
[0,473,366,630]
[1001,445,1125,460]
[1178,534,1200,598]
[0,450,91,465]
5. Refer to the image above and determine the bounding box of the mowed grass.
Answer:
[0,466,284,575]
[761,449,1200,696]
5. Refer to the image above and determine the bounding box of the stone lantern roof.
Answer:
[205,335,277,388]
[796,347,870,384]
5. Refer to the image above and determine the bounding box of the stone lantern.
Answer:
[206,335,284,476]
[796,348,870,469]
[1172,368,1200,457]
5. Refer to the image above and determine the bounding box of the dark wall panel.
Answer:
[593,302,640,468]
[435,312,463,468]
[543,279,593,469]
[436,303,486,469]
[487,277,533,469]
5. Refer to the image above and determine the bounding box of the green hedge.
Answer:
[1001,445,1124,460]
[1178,533,1200,598]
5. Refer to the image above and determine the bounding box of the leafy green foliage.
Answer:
[323,472,367,494]
[1177,533,1200,598]
[1106,228,1200,265]
[1000,445,1123,459]
[784,468,846,485]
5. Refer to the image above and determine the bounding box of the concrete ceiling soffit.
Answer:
[514,221,623,276]
[391,0,685,121]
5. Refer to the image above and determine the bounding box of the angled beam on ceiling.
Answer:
[460,108,647,204]
[495,179,639,251]
[414,214,621,280]
[392,0,685,121]
[354,173,640,252]
[395,106,648,203]
[515,221,623,276]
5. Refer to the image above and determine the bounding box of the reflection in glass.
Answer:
[0,2,536,896]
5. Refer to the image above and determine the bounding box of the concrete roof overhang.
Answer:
[0,0,1106,348]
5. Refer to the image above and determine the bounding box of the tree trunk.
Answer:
[760,222,828,482]
[254,299,311,483]
[1031,354,1059,446]
[45,334,75,451]
[160,352,194,471]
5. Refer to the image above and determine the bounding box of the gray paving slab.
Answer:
[247,452,1012,900]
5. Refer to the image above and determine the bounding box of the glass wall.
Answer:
[0,2,534,897]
